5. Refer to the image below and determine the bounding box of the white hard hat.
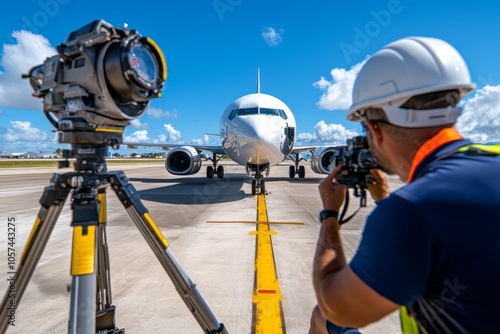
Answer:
[347,37,475,127]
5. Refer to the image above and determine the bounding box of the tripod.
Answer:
[0,145,227,334]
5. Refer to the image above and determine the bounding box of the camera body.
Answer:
[24,20,166,147]
[330,136,379,189]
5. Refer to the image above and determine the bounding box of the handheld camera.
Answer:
[330,135,379,189]
[22,19,166,149]
[329,135,379,210]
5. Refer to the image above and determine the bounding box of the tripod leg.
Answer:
[97,190,113,309]
[108,172,228,334]
[0,174,71,333]
[68,191,100,333]
[95,189,122,332]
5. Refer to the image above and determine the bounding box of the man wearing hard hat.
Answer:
[310,37,500,333]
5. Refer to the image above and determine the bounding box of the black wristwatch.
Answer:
[319,210,339,222]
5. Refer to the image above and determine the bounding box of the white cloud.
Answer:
[155,134,167,143]
[130,119,149,129]
[4,121,49,142]
[188,134,210,146]
[297,121,359,145]
[124,130,150,143]
[262,27,284,47]
[456,85,500,143]
[0,31,57,110]
[0,120,57,152]
[147,107,178,119]
[313,59,367,110]
[164,124,182,143]
[124,124,184,144]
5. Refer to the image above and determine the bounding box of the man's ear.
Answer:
[367,120,383,144]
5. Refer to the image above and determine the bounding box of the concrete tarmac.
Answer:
[0,161,403,333]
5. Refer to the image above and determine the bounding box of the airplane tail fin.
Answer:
[257,68,261,94]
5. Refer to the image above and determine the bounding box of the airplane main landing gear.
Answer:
[206,152,224,179]
[289,153,306,178]
[216,165,224,178]
[289,165,305,178]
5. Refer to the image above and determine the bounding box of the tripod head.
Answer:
[22,19,166,149]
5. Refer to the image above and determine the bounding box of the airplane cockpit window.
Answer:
[260,108,280,116]
[279,109,288,120]
[228,109,238,120]
[229,107,287,119]
[237,108,259,116]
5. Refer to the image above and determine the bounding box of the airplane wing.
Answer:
[123,142,227,155]
[290,146,318,154]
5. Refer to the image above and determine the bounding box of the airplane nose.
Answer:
[237,116,281,153]
[240,117,269,142]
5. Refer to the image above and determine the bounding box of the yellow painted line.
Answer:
[207,220,304,225]
[252,194,285,333]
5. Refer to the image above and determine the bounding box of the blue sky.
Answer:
[1,0,499,154]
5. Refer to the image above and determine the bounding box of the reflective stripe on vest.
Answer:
[400,306,419,334]
[458,143,500,155]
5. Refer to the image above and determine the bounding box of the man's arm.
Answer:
[313,166,399,327]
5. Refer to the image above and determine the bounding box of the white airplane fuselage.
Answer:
[220,93,296,168]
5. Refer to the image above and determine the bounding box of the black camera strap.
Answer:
[339,189,360,225]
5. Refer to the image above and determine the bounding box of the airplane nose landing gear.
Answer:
[252,179,266,195]
[247,163,269,195]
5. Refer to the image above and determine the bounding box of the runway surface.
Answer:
[0,161,403,333]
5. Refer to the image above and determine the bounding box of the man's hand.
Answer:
[366,169,389,202]
[319,165,348,212]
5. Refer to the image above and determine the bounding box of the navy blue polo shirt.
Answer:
[350,138,500,333]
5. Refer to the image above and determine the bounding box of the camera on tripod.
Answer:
[329,135,379,190]
[22,19,166,149]
[0,20,228,334]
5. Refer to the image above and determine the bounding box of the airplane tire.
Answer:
[298,166,305,178]
[252,180,257,195]
[207,166,214,178]
[260,180,266,194]
[289,166,295,178]
[217,166,224,178]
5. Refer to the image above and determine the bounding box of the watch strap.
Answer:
[319,210,339,222]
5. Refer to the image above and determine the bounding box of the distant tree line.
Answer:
[114,152,166,158]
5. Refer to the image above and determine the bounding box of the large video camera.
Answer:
[330,135,379,190]
[23,19,166,148]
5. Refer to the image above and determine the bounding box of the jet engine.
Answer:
[310,146,346,174]
[165,146,202,175]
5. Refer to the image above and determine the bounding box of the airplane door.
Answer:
[287,126,295,144]
[281,124,294,154]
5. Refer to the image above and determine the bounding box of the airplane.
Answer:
[125,70,343,195]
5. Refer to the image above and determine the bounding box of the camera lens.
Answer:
[104,36,165,107]
[357,149,377,169]
[127,42,158,85]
